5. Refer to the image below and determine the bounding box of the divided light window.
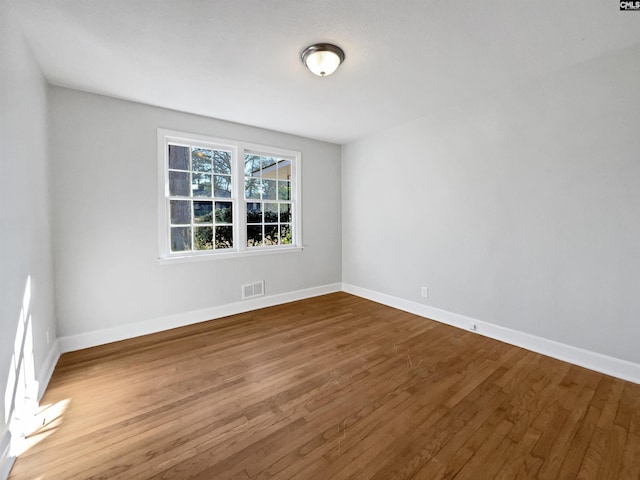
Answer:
[244,153,293,247]
[158,130,301,261]
[167,144,233,252]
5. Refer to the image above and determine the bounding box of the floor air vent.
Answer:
[242,281,265,299]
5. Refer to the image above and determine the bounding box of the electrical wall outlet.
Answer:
[420,286,429,298]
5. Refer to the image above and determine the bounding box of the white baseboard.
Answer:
[58,283,342,353]
[52,281,640,384]
[0,430,15,480]
[342,283,640,385]
[37,340,60,400]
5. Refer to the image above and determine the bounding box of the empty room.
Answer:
[2,0,640,478]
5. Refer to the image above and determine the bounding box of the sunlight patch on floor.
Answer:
[14,399,70,456]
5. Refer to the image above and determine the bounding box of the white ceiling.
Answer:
[13,0,640,144]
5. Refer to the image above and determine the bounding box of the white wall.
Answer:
[343,43,640,365]
[0,0,58,475]
[49,87,342,340]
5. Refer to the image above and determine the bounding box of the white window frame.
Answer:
[157,129,302,263]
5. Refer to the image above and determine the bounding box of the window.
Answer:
[244,153,293,247]
[158,129,301,261]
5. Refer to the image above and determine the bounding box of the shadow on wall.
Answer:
[3,276,68,461]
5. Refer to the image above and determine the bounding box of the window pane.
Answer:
[214,150,231,174]
[214,175,231,198]
[264,225,278,245]
[215,201,232,224]
[192,173,212,197]
[169,171,190,196]
[169,145,189,170]
[171,227,191,251]
[244,154,261,177]
[279,203,291,223]
[170,200,191,225]
[280,224,291,245]
[278,181,290,201]
[193,201,213,223]
[194,226,213,250]
[192,148,213,172]
[264,203,278,223]
[277,160,291,180]
[263,179,277,200]
[246,202,262,223]
[261,165,277,180]
[247,225,262,247]
[261,156,277,171]
[215,226,233,249]
[245,178,261,200]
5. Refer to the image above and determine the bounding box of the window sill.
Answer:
[157,246,304,265]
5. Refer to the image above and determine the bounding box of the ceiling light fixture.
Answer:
[301,43,345,77]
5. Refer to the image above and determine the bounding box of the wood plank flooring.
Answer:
[9,292,640,479]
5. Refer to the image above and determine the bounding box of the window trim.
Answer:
[157,128,302,262]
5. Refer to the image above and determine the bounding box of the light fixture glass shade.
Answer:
[301,44,345,76]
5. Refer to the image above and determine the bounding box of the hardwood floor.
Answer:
[9,292,640,479]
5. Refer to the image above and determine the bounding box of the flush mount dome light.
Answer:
[301,43,345,76]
